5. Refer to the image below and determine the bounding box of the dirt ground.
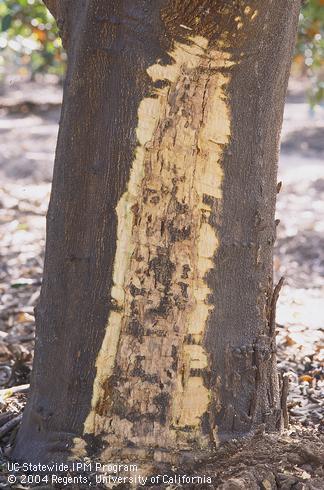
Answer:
[0,77,323,488]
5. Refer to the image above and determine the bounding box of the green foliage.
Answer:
[295,0,324,104]
[0,0,65,78]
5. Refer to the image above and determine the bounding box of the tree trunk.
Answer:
[13,0,300,464]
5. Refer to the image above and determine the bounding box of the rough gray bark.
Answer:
[13,0,301,464]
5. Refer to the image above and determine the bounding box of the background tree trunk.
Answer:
[13,0,301,464]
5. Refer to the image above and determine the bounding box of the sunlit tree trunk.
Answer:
[13,0,300,464]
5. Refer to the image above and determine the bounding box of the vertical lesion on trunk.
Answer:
[77,1,292,460]
[82,35,233,456]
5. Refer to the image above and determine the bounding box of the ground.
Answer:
[0,77,323,488]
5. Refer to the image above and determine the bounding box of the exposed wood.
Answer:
[83,36,232,453]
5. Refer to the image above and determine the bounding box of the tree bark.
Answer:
[13,0,301,464]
